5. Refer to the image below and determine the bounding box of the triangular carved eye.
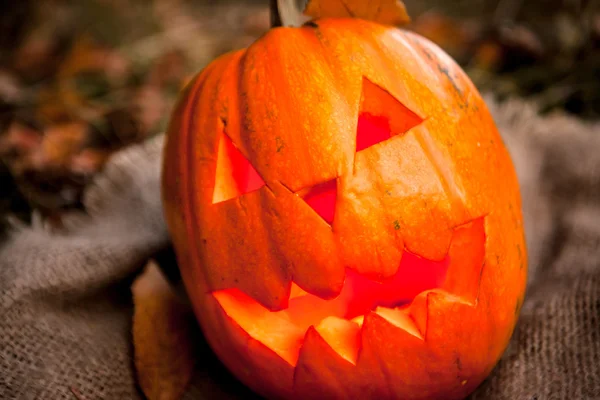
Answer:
[213,132,265,204]
[356,78,423,152]
[356,113,392,152]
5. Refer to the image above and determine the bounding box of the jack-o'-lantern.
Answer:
[161,4,527,399]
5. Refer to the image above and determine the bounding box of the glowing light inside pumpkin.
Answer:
[212,216,487,367]
[356,113,391,151]
[212,133,265,204]
[358,77,423,146]
[214,249,448,366]
[343,251,449,319]
[297,179,337,224]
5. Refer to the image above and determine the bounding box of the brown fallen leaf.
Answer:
[56,35,129,84]
[132,261,196,400]
[27,122,87,171]
[304,0,411,26]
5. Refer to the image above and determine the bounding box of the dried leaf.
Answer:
[304,0,410,26]
[57,35,127,82]
[28,122,87,171]
[132,261,196,400]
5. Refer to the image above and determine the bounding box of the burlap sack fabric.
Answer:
[1,96,599,400]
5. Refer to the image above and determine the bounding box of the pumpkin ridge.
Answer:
[182,63,221,290]
[196,51,295,306]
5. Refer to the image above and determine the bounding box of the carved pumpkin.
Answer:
[162,17,527,400]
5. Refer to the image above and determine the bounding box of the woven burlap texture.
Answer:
[1,96,599,400]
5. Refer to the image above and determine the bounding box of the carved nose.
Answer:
[296,111,396,225]
[299,179,338,225]
[295,111,400,225]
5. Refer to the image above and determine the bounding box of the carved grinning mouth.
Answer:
[213,248,452,366]
[209,77,486,367]
[211,216,486,368]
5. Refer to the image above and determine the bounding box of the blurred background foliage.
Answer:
[0,0,599,229]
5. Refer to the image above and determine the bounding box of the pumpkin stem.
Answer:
[270,0,282,27]
[270,0,309,28]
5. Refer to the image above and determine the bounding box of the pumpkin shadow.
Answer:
[185,323,263,400]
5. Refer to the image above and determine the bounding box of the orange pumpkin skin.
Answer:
[162,18,527,400]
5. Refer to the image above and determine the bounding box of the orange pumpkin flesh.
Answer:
[162,17,527,400]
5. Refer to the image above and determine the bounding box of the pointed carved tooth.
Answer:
[351,315,365,327]
[409,289,480,344]
[360,304,486,398]
[442,217,486,304]
[314,316,361,365]
[294,326,357,399]
[207,294,296,400]
[405,289,494,395]
[289,282,309,299]
[408,290,430,337]
[357,312,429,397]
[213,289,304,366]
[373,307,424,340]
[360,311,428,352]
